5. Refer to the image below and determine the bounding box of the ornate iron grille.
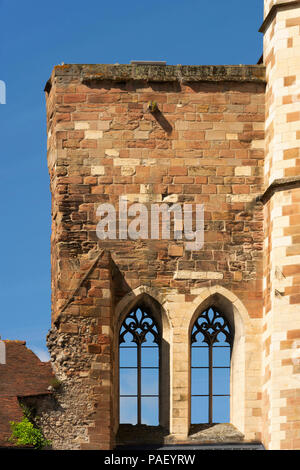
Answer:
[119,308,160,425]
[191,307,233,424]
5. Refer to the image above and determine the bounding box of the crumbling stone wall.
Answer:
[13,325,98,450]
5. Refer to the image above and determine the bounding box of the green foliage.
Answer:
[9,417,50,449]
[19,403,33,420]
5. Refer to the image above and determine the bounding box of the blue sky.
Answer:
[0,0,263,361]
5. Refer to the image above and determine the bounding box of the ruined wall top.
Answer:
[46,64,266,90]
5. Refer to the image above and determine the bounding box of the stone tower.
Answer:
[261,0,300,450]
[42,1,299,451]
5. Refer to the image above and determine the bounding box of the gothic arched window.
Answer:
[191,307,233,424]
[119,308,160,426]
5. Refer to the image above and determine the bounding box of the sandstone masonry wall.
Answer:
[262,0,300,450]
[45,64,266,449]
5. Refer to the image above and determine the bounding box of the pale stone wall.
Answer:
[264,3,300,185]
[263,0,300,450]
[263,189,300,449]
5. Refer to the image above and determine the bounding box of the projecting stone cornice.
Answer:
[260,0,300,33]
[258,176,300,204]
[45,64,266,90]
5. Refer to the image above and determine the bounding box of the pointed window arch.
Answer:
[119,307,160,426]
[191,307,233,425]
